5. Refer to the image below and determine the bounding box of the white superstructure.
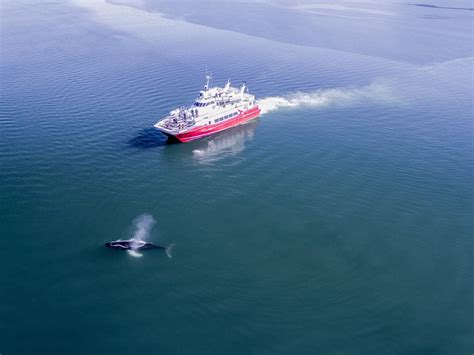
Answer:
[154,76,260,141]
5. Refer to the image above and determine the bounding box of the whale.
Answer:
[105,239,174,257]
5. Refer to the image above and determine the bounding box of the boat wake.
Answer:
[257,83,395,114]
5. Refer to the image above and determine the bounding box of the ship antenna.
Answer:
[205,74,211,91]
[204,66,211,91]
[240,81,247,94]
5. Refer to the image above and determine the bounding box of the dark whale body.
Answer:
[105,239,174,257]
[105,239,164,251]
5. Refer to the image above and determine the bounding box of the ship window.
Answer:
[214,119,218,123]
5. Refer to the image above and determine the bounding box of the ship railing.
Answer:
[159,115,195,131]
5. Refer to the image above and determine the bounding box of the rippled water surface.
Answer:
[1,1,473,354]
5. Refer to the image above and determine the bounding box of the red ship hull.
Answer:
[169,106,261,142]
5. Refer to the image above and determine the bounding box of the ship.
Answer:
[154,76,261,142]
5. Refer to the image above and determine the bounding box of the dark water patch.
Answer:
[127,128,175,148]
[408,3,474,11]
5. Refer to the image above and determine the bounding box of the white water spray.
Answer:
[257,83,395,114]
[131,213,156,241]
[125,214,156,258]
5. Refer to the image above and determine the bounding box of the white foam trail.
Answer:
[257,83,395,114]
[127,250,143,258]
[131,214,155,241]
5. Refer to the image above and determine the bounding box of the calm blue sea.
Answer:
[1,1,473,354]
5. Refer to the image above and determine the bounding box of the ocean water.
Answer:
[0,1,473,354]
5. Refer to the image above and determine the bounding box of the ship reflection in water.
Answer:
[191,120,258,164]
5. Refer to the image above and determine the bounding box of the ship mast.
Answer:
[204,74,211,91]
[239,81,247,94]
[204,66,213,92]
